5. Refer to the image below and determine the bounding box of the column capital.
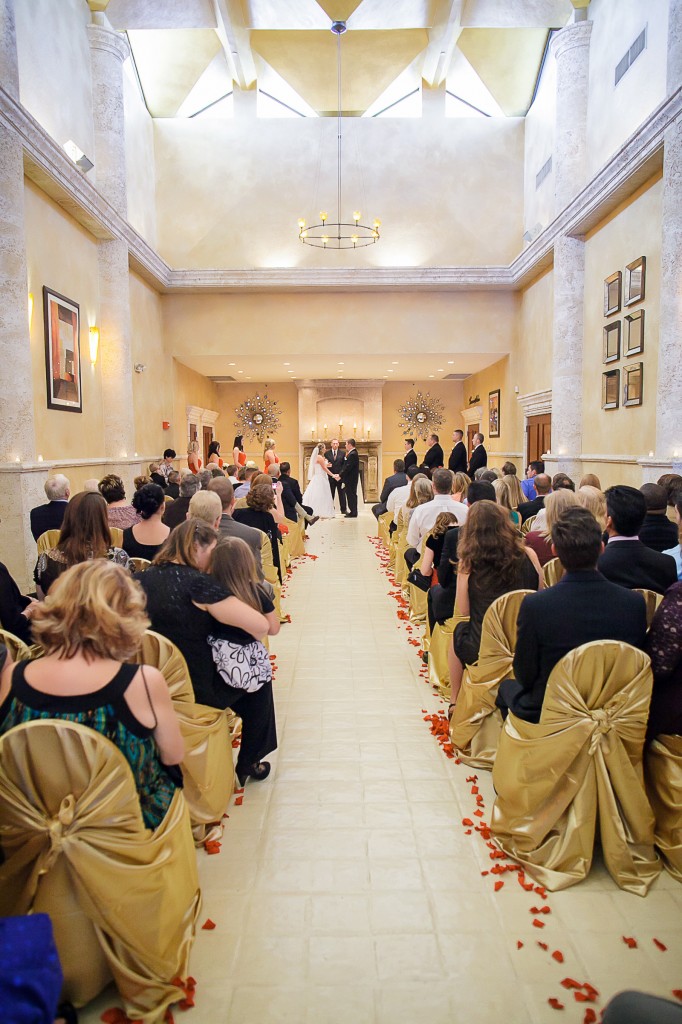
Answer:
[87,23,130,63]
[551,19,593,62]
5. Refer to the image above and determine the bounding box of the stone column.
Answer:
[87,17,129,218]
[548,234,586,479]
[551,19,593,212]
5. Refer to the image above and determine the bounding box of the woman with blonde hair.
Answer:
[0,560,184,829]
[502,472,524,511]
[524,487,580,566]
[576,484,607,532]
[579,473,602,490]
[453,472,470,503]
[404,475,433,521]
[494,478,522,527]
[187,438,201,474]
[263,438,279,472]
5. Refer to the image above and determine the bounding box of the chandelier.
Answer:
[297,21,380,250]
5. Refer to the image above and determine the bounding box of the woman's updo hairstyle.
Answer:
[132,482,165,520]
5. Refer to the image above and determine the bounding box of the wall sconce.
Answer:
[28,293,34,326]
[89,326,99,364]
[134,363,146,373]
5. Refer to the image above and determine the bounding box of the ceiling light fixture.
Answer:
[297,21,380,250]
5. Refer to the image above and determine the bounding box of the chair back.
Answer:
[129,557,151,573]
[645,734,682,882]
[633,588,663,629]
[0,719,199,1018]
[394,507,409,585]
[0,628,42,662]
[134,629,194,702]
[234,496,248,510]
[260,530,279,585]
[109,527,124,548]
[450,589,533,767]
[543,557,565,588]
[491,641,659,894]
[520,514,537,535]
[164,495,173,503]
[36,529,60,554]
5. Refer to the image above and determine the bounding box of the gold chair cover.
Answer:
[36,529,61,554]
[0,627,43,662]
[543,557,565,588]
[259,532,284,621]
[521,514,537,536]
[110,527,124,547]
[393,508,409,586]
[134,630,234,823]
[407,533,430,624]
[645,733,682,882]
[0,720,200,1021]
[129,557,151,573]
[450,590,533,769]
[233,496,248,510]
[287,517,305,558]
[633,588,663,629]
[428,615,468,699]
[281,532,292,570]
[491,641,660,894]
[378,510,392,549]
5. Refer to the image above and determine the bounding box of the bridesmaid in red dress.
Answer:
[207,440,223,468]
[187,439,202,474]
[263,438,280,472]
[233,435,247,470]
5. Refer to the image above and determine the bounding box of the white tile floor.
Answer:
[82,510,681,1023]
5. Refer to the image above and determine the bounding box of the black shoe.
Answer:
[237,761,271,787]
[308,516,319,526]
[345,513,358,518]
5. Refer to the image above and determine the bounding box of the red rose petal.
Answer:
[537,941,549,951]
[622,936,637,949]
[672,991,682,1002]
[548,998,564,1010]
[517,940,524,949]
[234,795,244,806]
[575,992,590,1003]
[201,918,216,930]
[583,1011,597,1024]
[494,880,504,892]
[653,938,667,951]
[532,918,545,928]
[552,950,565,963]
[561,979,582,990]
[474,809,484,817]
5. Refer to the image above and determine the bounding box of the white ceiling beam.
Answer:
[212,0,256,90]
[422,0,464,87]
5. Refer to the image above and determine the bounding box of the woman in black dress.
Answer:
[136,519,277,785]
[448,500,542,716]
[123,484,170,562]
[233,478,283,583]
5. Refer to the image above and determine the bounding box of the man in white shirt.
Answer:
[388,465,421,524]
[406,468,468,557]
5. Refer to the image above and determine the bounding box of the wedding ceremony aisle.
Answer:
[84,511,681,1024]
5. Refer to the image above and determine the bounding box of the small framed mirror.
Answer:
[602,369,620,410]
[623,362,643,407]
[253,412,264,425]
[603,321,621,364]
[604,272,622,316]
[624,310,645,357]
[625,256,646,306]
[416,411,427,424]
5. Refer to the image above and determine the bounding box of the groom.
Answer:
[336,439,360,518]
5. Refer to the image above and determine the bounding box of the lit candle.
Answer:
[367,427,371,439]
[311,428,314,439]
[353,422,357,430]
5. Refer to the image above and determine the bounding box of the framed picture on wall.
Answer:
[623,362,643,406]
[624,309,645,357]
[624,256,646,306]
[602,369,620,410]
[43,286,82,413]
[604,272,622,317]
[603,321,621,363]
[488,389,500,438]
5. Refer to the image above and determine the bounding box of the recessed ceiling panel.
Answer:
[314,0,364,22]
[251,29,429,113]
[107,0,216,30]
[348,0,434,30]
[128,29,222,117]
[240,0,331,30]
[456,27,547,116]
[461,0,571,27]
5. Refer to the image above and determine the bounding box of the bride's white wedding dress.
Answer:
[302,455,336,518]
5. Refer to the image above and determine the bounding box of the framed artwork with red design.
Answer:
[43,286,82,413]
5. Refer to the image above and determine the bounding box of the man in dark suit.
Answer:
[497,507,648,723]
[279,462,317,525]
[337,438,360,518]
[164,470,180,500]
[448,429,468,474]
[372,459,408,519]
[403,439,418,472]
[638,483,679,553]
[421,434,444,473]
[163,472,200,529]
[30,475,71,541]
[517,473,551,522]
[325,438,347,514]
[467,432,488,477]
[598,485,678,594]
[208,477,264,579]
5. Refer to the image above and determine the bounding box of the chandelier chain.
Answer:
[337,28,342,228]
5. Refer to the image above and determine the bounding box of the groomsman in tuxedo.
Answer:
[325,438,347,513]
[421,434,444,473]
[404,438,418,472]
[467,432,488,476]
[448,430,468,474]
[336,439,360,518]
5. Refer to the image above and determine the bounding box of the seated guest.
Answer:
[210,467,225,479]
[136,521,274,773]
[35,491,132,596]
[525,488,579,566]
[0,561,37,644]
[520,460,544,501]
[498,507,648,723]
[518,473,551,522]
[501,471,524,513]
[502,461,517,477]
[417,512,458,583]
[83,478,100,492]
[407,469,469,551]
[598,485,677,594]
[233,464,259,500]
[233,479,283,583]
[30,475,70,541]
[198,469,212,491]
[279,462,318,526]
[480,469,499,482]
[552,472,575,492]
[388,465,422,524]
[645,581,682,738]
[122,483,170,561]
[404,438,418,472]
[639,483,679,552]
[576,484,607,532]
[452,472,470,504]
[372,460,408,519]
[209,538,280,785]
[579,473,602,490]
[0,560,184,829]
[188,489,223,529]
[99,474,140,530]
[148,462,166,488]
[225,464,239,484]
[428,480,496,633]
[449,501,542,716]
[165,469,181,500]
[658,473,682,514]
[163,472,200,529]
[493,478,521,527]
[208,477,265,580]
[134,474,150,492]
[663,492,682,580]
[158,448,177,485]
[262,469,288,526]
[421,434,445,472]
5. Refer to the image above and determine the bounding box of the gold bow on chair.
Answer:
[491,641,660,894]
[645,733,682,882]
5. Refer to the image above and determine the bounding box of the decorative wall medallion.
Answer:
[234,392,281,442]
[398,390,445,441]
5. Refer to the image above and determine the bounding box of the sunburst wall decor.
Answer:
[398,390,445,441]
[234,392,281,444]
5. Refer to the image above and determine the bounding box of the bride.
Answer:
[302,443,337,518]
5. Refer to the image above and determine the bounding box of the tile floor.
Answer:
[82,510,681,1023]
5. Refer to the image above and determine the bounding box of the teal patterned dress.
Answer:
[0,658,177,829]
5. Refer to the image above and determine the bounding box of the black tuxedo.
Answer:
[404,448,417,472]
[517,494,546,523]
[638,513,679,553]
[163,495,191,529]
[339,447,360,516]
[30,500,68,542]
[498,570,648,723]
[325,447,347,512]
[421,444,444,472]
[598,539,677,595]
[280,474,310,523]
[448,441,468,474]
[372,472,408,518]
[467,444,487,477]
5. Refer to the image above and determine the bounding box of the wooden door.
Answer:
[203,426,213,468]
[526,414,551,465]
[467,423,479,464]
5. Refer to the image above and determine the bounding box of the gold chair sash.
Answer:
[520,514,537,536]
[633,588,663,629]
[134,631,234,824]
[0,720,200,1021]
[129,557,151,573]
[450,590,533,768]
[110,527,124,548]
[378,510,392,548]
[36,529,61,555]
[0,627,43,662]
[645,733,682,882]
[394,508,409,586]
[407,532,431,624]
[491,641,660,894]
[543,557,565,588]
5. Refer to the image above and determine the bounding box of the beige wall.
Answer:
[171,359,218,462]
[123,63,158,246]
[459,357,518,469]
[214,382,300,473]
[380,380,464,480]
[523,46,556,238]
[130,272,172,457]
